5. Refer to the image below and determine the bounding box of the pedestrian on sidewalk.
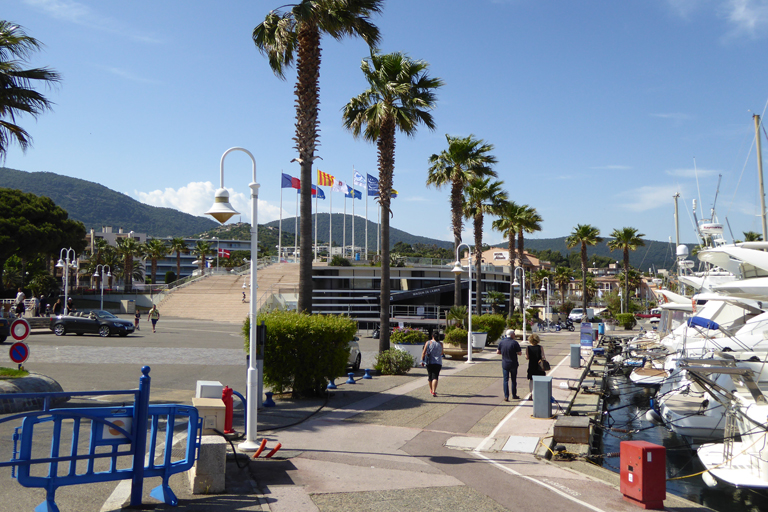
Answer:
[420,329,443,397]
[148,305,160,333]
[497,329,522,401]
[15,288,25,317]
[134,309,141,331]
[525,333,547,393]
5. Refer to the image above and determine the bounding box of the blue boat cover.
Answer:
[687,317,719,330]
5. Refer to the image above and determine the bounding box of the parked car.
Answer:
[347,335,361,371]
[50,310,135,337]
[0,317,9,343]
[568,308,595,323]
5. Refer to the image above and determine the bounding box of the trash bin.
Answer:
[355,253,360,261]
[598,323,605,335]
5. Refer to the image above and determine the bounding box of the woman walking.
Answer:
[148,305,160,333]
[525,333,547,394]
[420,330,443,397]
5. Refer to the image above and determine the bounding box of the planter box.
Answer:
[471,332,487,349]
[393,343,425,367]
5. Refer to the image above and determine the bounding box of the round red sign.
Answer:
[10,318,30,342]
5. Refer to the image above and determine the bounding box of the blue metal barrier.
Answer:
[0,366,202,512]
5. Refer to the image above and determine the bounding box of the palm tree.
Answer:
[565,224,602,313]
[516,205,543,313]
[115,237,142,293]
[342,50,442,353]
[194,241,213,275]
[253,1,382,314]
[144,239,169,284]
[428,135,497,307]
[743,231,763,242]
[0,22,61,158]
[492,200,525,318]
[607,227,645,314]
[485,291,505,315]
[168,237,188,282]
[553,266,572,306]
[463,178,507,314]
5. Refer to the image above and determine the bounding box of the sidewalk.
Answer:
[130,334,711,512]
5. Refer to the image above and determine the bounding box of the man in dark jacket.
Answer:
[496,329,522,401]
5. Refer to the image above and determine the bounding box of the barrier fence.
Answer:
[0,366,201,512]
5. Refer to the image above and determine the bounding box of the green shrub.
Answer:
[243,311,357,398]
[444,328,468,346]
[506,312,522,330]
[616,313,636,330]
[472,314,506,344]
[165,271,176,284]
[329,255,351,267]
[390,328,427,345]
[374,348,414,375]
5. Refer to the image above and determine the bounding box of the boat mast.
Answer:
[755,114,767,241]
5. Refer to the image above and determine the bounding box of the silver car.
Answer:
[347,335,361,371]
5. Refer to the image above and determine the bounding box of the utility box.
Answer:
[554,416,590,444]
[193,397,226,435]
[120,300,136,314]
[195,380,223,399]
[620,441,666,510]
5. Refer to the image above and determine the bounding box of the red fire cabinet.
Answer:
[620,441,666,510]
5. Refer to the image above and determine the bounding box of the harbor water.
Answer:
[600,373,768,512]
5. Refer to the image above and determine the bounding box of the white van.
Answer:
[568,308,595,323]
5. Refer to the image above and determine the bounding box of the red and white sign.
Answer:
[218,248,231,259]
[10,318,30,341]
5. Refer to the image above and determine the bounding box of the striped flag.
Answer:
[281,173,300,189]
[391,189,398,198]
[318,170,334,187]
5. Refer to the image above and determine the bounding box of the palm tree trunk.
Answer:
[176,252,181,281]
[624,248,629,313]
[474,212,483,315]
[507,233,515,318]
[451,179,463,307]
[296,22,321,314]
[581,243,588,312]
[518,230,525,314]
[378,118,396,353]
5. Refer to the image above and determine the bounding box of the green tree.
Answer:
[169,237,188,281]
[253,0,382,314]
[0,188,85,291]
[194,240,213,275]
[343,50,442,353]
[516,205,543,312]
[428,135,497,307]
[463,178,506,314]
[743,231,763,242]
[115,237,143,292]
[0,22,61,157]
[607,227,645,314]
[484,290,506,315]
[492,200,525,318]
[565,224,602,313]
[553,266,572,305]
[144,239,169,285]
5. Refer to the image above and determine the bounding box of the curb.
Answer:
[0,372,68,414]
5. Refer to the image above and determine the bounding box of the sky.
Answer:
[5,0,768,249]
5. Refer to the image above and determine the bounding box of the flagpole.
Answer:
[294,191,298,263]
[279,177,283,262]
[377,203,380,256]
[365,186,369,260]
[329,184,333,257]
[343,190,347,258]
[314,185,318,262]
[352,167,356,260]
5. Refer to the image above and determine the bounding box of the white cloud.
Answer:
[103,67,162,85]
[618,184,685,212]
[24,0,162,43]
[589,165,632,171]
[722,0,768,38]
[134,181,288,225]
[650,112,692,121]
[665,168,719,178]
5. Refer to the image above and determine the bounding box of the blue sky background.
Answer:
[5,0,768,247]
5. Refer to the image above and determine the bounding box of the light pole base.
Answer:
[238,440,262,451]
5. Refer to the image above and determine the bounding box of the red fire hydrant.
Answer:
[221,386,235,434]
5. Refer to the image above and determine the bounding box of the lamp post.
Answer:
[513,267,526,343]
[56,248,77,315]
[540,276,550,327]
[205,147,261,451]
[451,243,474,363]
[213,237,219,273]
[93,265,111,310]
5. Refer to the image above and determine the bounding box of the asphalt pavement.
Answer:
[0,319,711,512]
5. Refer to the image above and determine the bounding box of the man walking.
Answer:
[497,329,522,401]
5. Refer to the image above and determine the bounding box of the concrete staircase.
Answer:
[158,263,299,324]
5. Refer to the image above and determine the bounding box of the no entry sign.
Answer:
[10,318,30,342]
[9,342,29,364]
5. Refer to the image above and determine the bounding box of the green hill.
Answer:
[0,167,218,237]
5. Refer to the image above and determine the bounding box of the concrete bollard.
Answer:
[188,435,227,494]
[532,375,553,418]
[570,344,581,368]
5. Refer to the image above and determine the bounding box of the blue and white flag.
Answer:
[345,186,362,200]
[367,174,379,196]
[353,170,366,188]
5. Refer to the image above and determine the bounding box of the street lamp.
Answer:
[513,267,526,343]
[56,248,77,315]
[451,243,474,363]
[93,265,111,310]
[540,277,550,327]
[205,147,261,451]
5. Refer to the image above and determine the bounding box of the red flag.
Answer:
[218,248,231,259]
